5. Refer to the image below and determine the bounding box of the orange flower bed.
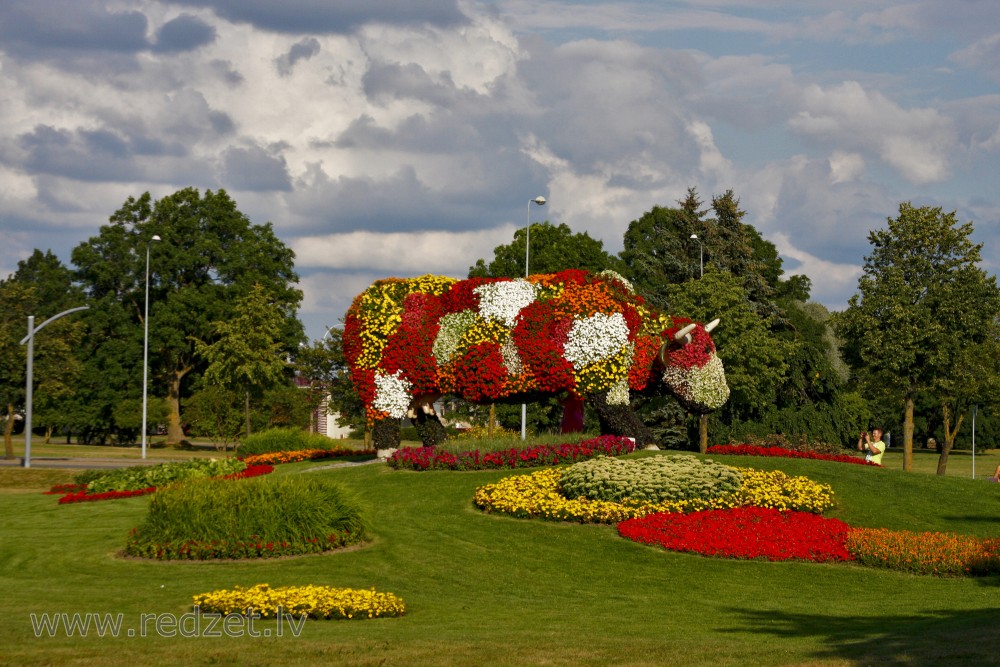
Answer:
[846,527,1000,576]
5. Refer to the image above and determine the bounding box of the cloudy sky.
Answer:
[3,0,999,341]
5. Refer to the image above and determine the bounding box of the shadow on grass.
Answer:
[721,599,1000,665]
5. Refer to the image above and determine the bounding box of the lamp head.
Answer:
[532,196,546,206]
[151,235,162,242]
[689,233,698,240]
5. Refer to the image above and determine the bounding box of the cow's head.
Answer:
[658,318,729,413]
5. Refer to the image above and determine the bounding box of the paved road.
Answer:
[0,456,179,470]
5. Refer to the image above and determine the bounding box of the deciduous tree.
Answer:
[836,203,1000,471]
[72,188,303,444]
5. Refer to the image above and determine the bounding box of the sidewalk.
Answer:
[0,456,176,470]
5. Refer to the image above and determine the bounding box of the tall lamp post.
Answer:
[141,234,162,460]
[690,233,703,278]
[522,195,547,441]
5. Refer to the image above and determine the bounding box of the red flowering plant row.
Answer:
[123,528,358,561]
[241,448,376,466]
[387,435,636,471]
[617,507,1000,576]
[54,464,274,505]
[707,444,880,467]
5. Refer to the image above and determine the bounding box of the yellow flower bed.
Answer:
[473,466,834,523]
[193,584,405,620]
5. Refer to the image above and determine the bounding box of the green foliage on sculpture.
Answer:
[343,270,729,450]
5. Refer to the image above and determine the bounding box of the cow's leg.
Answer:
[560,394,585,434]
[588,391,653,448]
[372,417,401,451]
[408,396,448,447]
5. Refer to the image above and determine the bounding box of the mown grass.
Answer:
[1,449,998,666]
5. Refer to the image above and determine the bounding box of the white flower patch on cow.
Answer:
[432,310,478,363]
[606,376,631,405]
[474,280,537,327]
[661,354,730,411]
[501,337,523,375]
[688,355,730,409]
[372,370,413,418]
[562,312,630,370]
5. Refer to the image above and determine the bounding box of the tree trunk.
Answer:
[44,426,53,444]
[166,367,191,445]
[903,396,914,472]
[936,404,964,476]
[4,402,14,459]
[488,404,495,437]
[698,414,708,454]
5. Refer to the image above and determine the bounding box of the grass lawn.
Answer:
[1,447,998,666]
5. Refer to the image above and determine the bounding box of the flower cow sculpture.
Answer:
[343,269,729,450]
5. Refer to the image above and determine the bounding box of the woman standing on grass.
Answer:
[858,428,886,465]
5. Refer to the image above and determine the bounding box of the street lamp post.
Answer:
[690,233,703,278]
[522,195,547,441]
[19,306,89,468]
[141,235,162,460]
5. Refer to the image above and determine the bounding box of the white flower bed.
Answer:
[432,309,478,363]
[562,312,630,369]
[372,370,413,418]
[474,280,537,327]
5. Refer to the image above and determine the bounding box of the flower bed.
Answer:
[473,466,834,523]
[618,507,854,562]
[55,464,274,504]
[846,528,1000,576]
[193,584,405,620]
[242,447,375,466]
[388,435,636,471]
[707,444,880,467]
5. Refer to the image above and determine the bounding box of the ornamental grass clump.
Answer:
[559,455,742,504]
[125,475,368,560]
[80,457,246,494]
[194,584,406,620]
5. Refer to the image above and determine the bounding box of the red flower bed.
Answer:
[388,435,636,471]
[54,464,274,504]
[58,486,157,505]
[707,444,880,467]
[617,506,854,562]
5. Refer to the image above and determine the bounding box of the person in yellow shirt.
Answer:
[990,463,1000,483]
[857,428,886,465]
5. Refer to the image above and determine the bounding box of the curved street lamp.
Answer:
[19,306,90,468]
[522,196,547,441]
[141,234,162,460]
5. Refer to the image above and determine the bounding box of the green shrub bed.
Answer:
[239,428,351,456]
[75,457,246,494]
[124,475,368,560]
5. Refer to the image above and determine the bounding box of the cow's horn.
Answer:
[704,318,720,333]
[673,323,697,343]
